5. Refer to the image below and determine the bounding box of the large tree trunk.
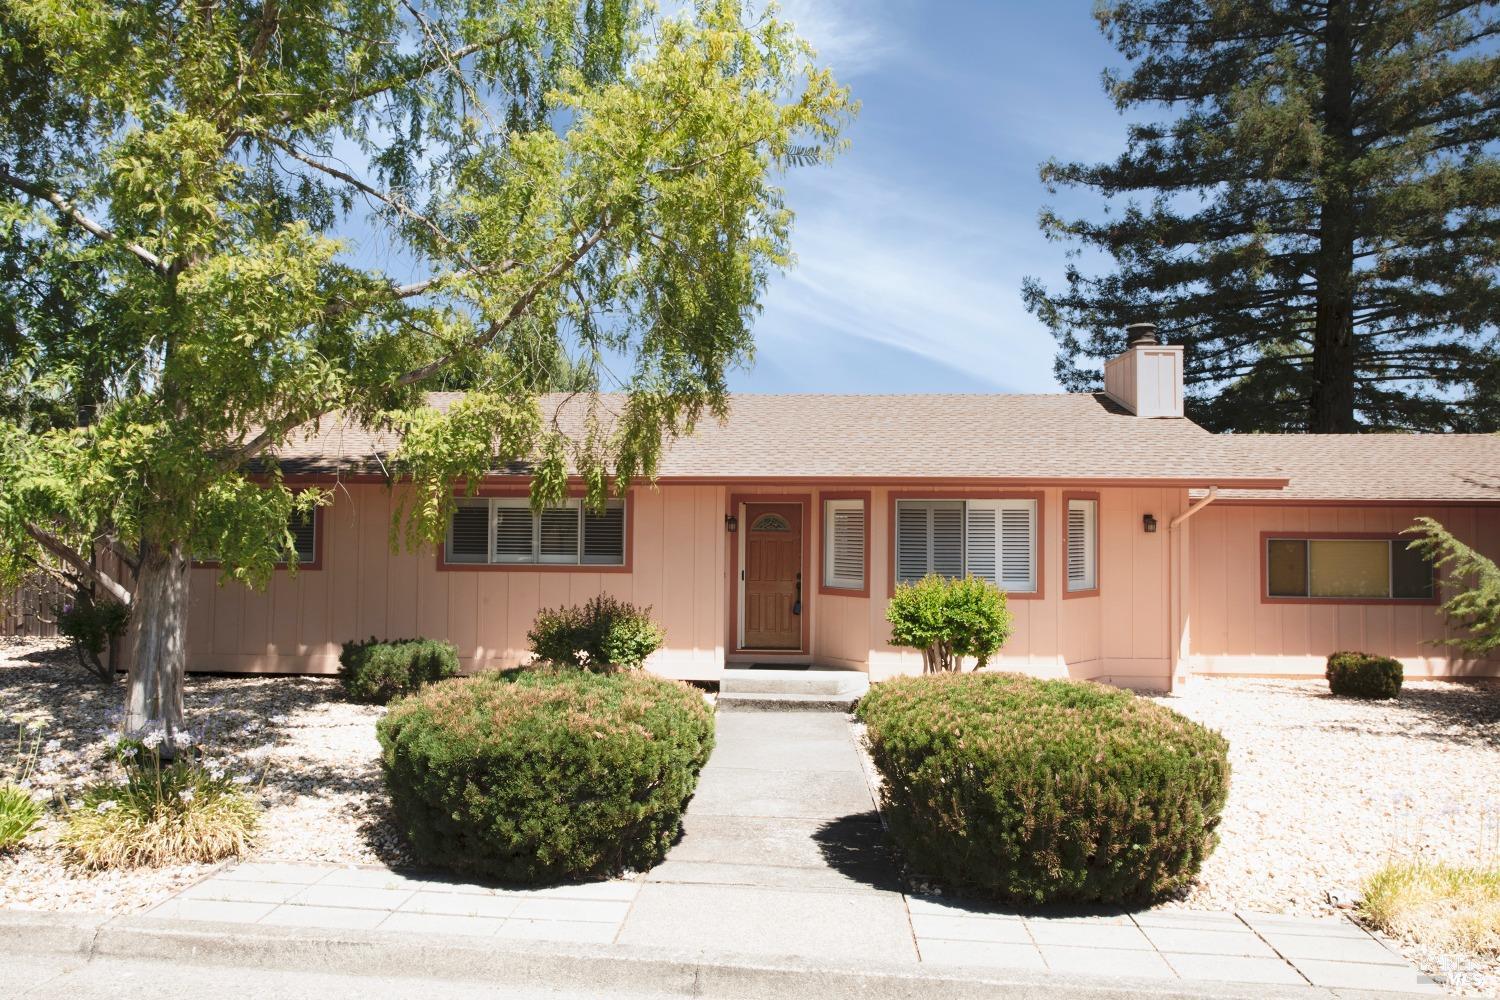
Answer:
[123,540,189,736]
[1309,0,1360,434]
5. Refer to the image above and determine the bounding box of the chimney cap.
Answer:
[1126,322,1158,347]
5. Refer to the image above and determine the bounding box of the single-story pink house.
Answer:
[188,332,1500,690]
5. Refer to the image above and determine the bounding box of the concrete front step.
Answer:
[717,669,870,713]
[715,691,861,713]
[720,668,870,697]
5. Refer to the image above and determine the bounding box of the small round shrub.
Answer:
[887,574,1012,672]
[857,672,1229,905]
[339,636,460,704]
[1326,651,1403,699]
[57,597,130,684]
[377,668,713,883]
[527,596,664,671]
[0,784,44,851]
[62,736,259,868]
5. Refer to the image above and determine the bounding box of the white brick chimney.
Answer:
[1103,322,1184,418]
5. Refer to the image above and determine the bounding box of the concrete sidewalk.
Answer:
[133,710,1440,996]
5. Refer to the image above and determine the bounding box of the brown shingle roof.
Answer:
[273,392,1287,487]
[1203,434,1500,503]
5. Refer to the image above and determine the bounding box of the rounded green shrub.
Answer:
[339,637,460,704]
[377,668,713,883]
[1326,651,1403,699]
[527,596,664,671]
[887,574,1012,672]
[857,672,1229,905]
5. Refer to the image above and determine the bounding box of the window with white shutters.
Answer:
[822,498,866,591]
[447,498,626,567]
[1066,497,1097,593]
[895,499,1036,592]
[446,502,490,563]
[582,502,626,565]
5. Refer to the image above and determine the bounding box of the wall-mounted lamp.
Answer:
[725,514,738,533]
[1143,513,1158,533]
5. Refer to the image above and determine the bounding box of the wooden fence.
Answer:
[0,572,68,638]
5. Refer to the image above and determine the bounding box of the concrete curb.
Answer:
[0,909,1423,1000]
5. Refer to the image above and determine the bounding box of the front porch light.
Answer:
[725,513,738,533]
[1143,513,1158,533]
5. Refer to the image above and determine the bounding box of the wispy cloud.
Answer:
[753,164,1063,393]
[772,0,898,78]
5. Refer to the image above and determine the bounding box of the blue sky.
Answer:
[736,1,1128,394]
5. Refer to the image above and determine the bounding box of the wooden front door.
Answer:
[742,503,803,650]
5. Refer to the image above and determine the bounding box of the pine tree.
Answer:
[1024,1,1500,433]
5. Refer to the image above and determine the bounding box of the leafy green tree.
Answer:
[0,0,852,735]
[1404,517,1500,654]
[1025,1,1500,433]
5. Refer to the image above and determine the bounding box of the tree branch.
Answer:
[394,216,615,387]
[0,165,166,273]
[25,524,132,605]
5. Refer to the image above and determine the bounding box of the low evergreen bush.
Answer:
[1326,651,1403,699]
[339,637,459,704]
[857,672,1229,904]
[527,596,664,671]
[886,574,1012,672]
[377,668,713,883]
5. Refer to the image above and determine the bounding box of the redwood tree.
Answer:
[1025,0,1500,433]
[0,0,851,734]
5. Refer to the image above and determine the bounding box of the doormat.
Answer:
[746,663,811,670]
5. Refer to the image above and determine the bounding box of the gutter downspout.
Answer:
[1166,486,1219,693]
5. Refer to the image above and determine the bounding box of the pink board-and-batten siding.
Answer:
[181,481,1500,686]
[183,482,1189,689]
[1185,503,1500,678]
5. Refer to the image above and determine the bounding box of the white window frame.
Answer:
[444,497,626,567]
[822,498,867,592]
[894,497,1038,593]
[1065,497,1098,593]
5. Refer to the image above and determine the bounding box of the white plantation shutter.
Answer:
[823,499,866,590]
[538,503,581,563]
[895,501,965,584]
[1067,498,1097,592]
[998,502,1037,592]
[895,503,930,584]
[582,501,626,565]
[931,505,964,578]
[493,501,536,562]
[446,502,490,563]
[289,511,317,563]
[964,504,997,584]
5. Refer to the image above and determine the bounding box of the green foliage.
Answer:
[857,672,1230,904]
[1326,651,1404,700]
[0,0,853,730]
[886,575,1012,673]
[0,784,44,851]
[1024,2,1500,433]
[56,596,130,683]
[377,668,713,883]
[338,637,460,705]
[527,595,664,671]
[62,734,259,868]
[1404,516,1500,654]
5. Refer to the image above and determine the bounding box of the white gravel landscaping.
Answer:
[0,638,398,915]
[3,640,1497,993]
[1152,676,1500,995]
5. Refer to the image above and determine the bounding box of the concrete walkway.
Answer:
[143,710,1441,996]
